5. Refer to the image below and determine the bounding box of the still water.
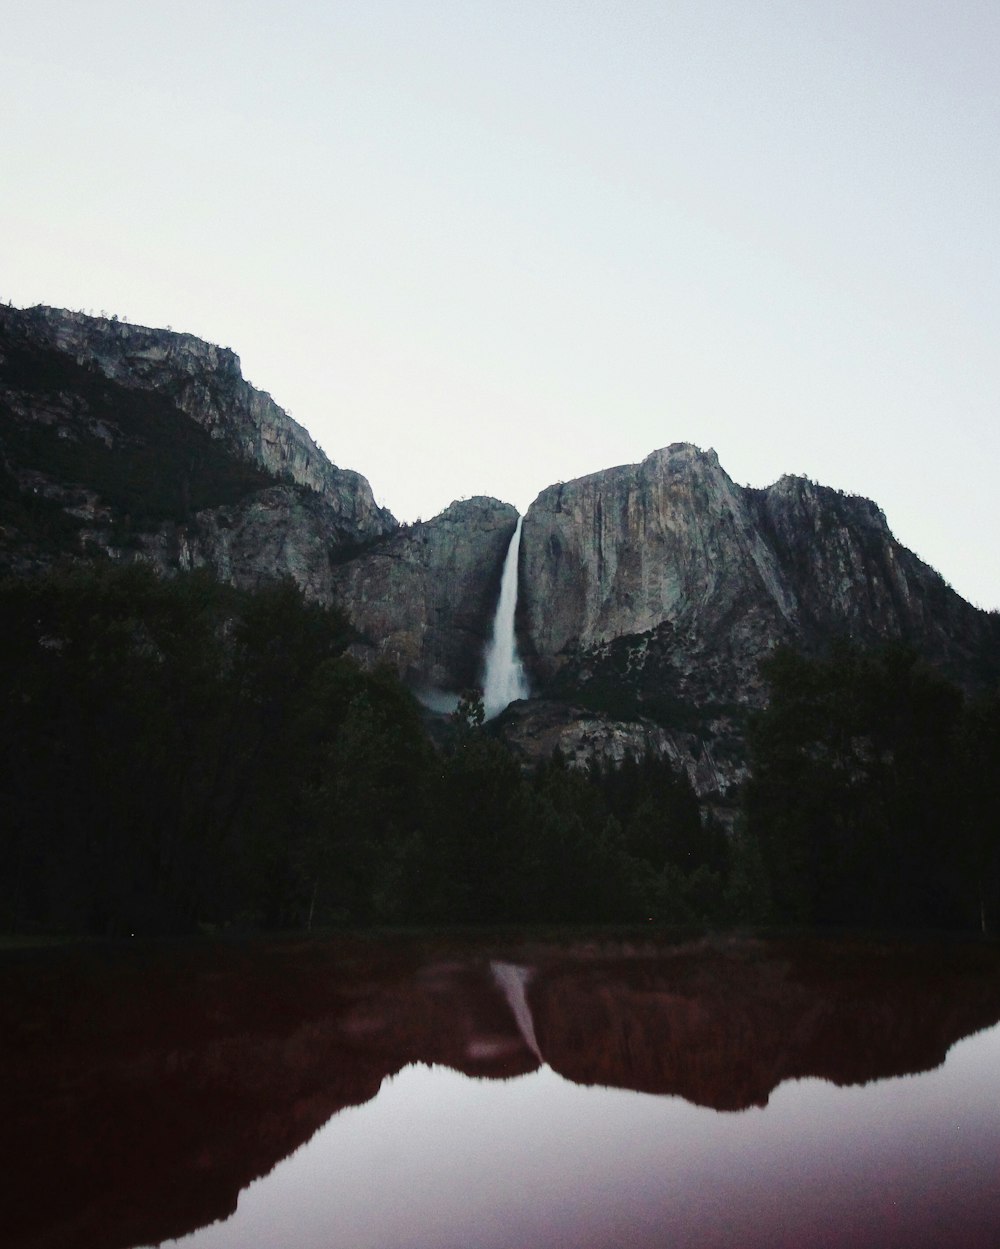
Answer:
[6,933,1000,1249]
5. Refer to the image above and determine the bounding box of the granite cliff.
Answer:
[0,305,521,690]
[504,444,998,793]
[0,304,395,597]
[521,443,992,700]
[3,306,996,784]
[331,497,518,691]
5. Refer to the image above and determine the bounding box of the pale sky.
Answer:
[3,1,998,608]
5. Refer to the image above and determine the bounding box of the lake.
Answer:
[5,932,1000,1248]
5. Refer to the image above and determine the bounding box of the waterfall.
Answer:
[482,515,529,720]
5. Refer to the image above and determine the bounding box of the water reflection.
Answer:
[4,934,1000,1249]
[166,1034,1000,1249]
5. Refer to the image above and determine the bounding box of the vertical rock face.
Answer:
[521,445,798,696]
[520,442,996,707]
[331,498,519,690]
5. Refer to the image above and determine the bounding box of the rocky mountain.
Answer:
[3,305,996,793]
[504,444,999,794]
[0,303,395,597]
[0,305,523,691]
[521,444,994,701]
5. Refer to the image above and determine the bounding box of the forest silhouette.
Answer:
[2,563,998,936]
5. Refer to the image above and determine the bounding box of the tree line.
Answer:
[745,642,1000,932]
[1,563,997,937]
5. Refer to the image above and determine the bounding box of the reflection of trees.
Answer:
[5,936,1000,1249]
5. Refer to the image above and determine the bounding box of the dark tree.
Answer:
[745,642,976,929]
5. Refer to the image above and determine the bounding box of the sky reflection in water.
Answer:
[163,1020,1000,1249]
[6,935,999,1249]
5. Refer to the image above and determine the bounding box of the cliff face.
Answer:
[522,445,795,674]
[331,498,518,690]
[506,443,999,794]
[518,442,996,719]
[157,485,386,603]
[0,304,395,594]
[0,305,524,692]
[9,304,394,533]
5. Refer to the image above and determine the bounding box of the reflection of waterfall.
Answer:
[482,516,530,720]
[491,961,543,1063]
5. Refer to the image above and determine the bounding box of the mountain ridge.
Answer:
[7,303,395,525]
[0,303,395,598]
[520,441,995,702]
[3,303,996,792]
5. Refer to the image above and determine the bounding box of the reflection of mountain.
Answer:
[3,937,534,1249]
[526,938,1000,1111]
[5,936,1000,1249]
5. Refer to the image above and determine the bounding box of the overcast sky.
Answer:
[3,1,998,607]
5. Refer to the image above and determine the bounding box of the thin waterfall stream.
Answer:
[482,515,529,720]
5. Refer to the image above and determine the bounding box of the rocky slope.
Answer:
[508,443,998,791]
[7,304,392,522]
[496,698,735,797]
[0,304,521,690]
[0,303,395,595]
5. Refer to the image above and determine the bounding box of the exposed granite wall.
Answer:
[331,498,518,690]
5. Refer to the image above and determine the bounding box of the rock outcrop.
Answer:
[7,304,394,532]
[521,443,994,701]
[0,304,395,592]
[496,698,742,797]
[331,497,519,690]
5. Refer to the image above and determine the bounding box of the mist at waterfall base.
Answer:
[481,517,530,721]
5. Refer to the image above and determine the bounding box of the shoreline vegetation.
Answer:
[2,563,998,939]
